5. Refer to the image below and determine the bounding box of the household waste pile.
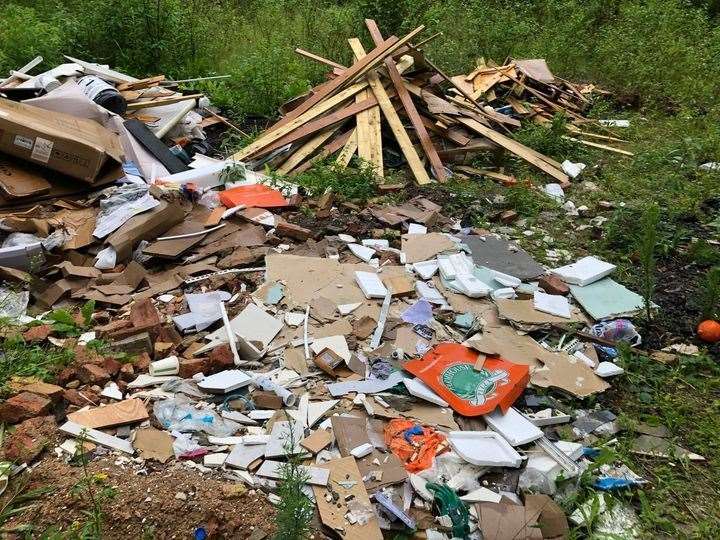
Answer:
[0,22,693,540]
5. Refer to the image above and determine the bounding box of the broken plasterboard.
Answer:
[533,291,571,319]
[327,371,404,397]
[256,459,329,486]
[264,421,306,458]
[355,271,388,299]
[312,457,383,540]
[461,234,545,281]
[226,441,267,470]
[310,335,351,362]
[59,421,134,454]
[401,233,456,263]
[197,370,252,393]
[569,278,651,321]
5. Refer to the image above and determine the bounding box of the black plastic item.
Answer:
[77,75,127,115]
[123,119,190,174]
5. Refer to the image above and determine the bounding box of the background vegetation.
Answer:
[1,0,719,537]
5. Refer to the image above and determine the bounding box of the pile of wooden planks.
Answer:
[232,19,630,187]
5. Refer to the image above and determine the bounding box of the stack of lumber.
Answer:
[232,19,630,186]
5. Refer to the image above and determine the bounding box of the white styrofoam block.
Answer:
[349,243,376,262]
[403,377,449,407]
[490,270,521,288]
[197,370,252,393]
[594,361,625,377]
[449,431,523,467]
[484,408,543,446]
[454,274,492,298]
[350,443,373,458]
[413,260,439,280]
[407,223,427,235]
[533,291,571,319]
[355,271,388,299]
[362,239,389,249]
[551,256,616,286]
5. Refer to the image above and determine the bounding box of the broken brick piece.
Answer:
[102,357,122,377]
[133,352,151,372]
[22,324,51,343]
[77,364,111,385]
[2,416,55,463]
[95,319,132,339]
[0,392,52,424]
[63,388,98,407]
[276,221,313,241]
[209,345,234,371]
[499,210,519,224]
[119,363,135,382]
[538,275,570,296]
[111,332,153,356]
[179,357,210,378]
[57,367,77,386]
[129,298,161,329]
[21,381,64,402]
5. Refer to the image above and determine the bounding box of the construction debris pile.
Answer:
[0,19,690,540]
[233,19,632,187]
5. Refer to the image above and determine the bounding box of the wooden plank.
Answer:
[336,130,359,168]
[563,136,634,156]
[365,19,445,182]
[294,48,346,70]
[117,75,166,92]
[259,97,378,157]
[419,115,470,146]
[349,38,383,177]
[125,93,202,111]
[294,129,355,175]
[67,398,148,429]
[231,81,370,160]
[275,26,424,129]
[277,127,340,175]
[352,49,430,185]
[458,117,570,185]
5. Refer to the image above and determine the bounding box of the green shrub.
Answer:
[0,4,65,74]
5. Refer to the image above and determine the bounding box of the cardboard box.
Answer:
[0,98,123,183]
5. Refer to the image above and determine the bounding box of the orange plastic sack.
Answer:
[403,342,529,416]
[219,184,289,209]
[384,418,449,473]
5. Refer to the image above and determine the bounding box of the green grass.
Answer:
[0,335,74,395]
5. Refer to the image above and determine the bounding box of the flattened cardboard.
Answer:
[134,427,174,463]
[477,500,543,540]
[107,201,184,261]
[0,97,123,183]
[312,457,383,540]
[143,221,208,258]
[0,155,51,198]
[67,398,148,428]
[401,233,455,263]
[531,351,610,398]
[300,429,333,453]
[495,299,585,325]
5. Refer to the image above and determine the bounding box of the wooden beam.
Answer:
[125,93,202,111]
[231,81,369,160]
[276,25,424,129]
[295,48,347,70]
[350,38,431,185]
[276,127,340,175]
[562,136,634,156]
[365,19,445,182]
[335,130,358,168]
[294,129,355,174]
[458,117,570,186]
[259,97,378,156]
[349,38,383,177]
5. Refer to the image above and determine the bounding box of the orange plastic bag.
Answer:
[219,184,289,209]
[384,418,449,473]
[403,342,529,416]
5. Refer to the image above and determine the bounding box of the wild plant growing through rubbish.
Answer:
[70,430,116,540]
[274,419,313,540]
[637,203,660,334]
[698,266,720,321]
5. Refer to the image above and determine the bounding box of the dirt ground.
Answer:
[3,454,277,539]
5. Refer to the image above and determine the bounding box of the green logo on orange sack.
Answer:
[440,364,510,406]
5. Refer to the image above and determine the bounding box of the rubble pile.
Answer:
[0,19,694,540]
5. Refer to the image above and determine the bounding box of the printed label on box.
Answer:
[13,135,33,150]
[31,137,54,163]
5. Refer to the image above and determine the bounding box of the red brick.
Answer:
[119,363,135,382]
[499,210,519,224]
[57,367,77,386]
[133,352,151,372]
[63,388,98,407]
[0,392,52,424]
[179,357,210,378]
[77,364,110,385]
[22,324,51,343]
[209,345,234,372]
[129,298,161,329]
[276,221,313,241]
[102,357,122,377]
[2,416,55,463]
[21,382,64,402]
[95,319,132,339]
[538,275,570,296]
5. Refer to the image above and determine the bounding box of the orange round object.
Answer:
[697,320,720,343]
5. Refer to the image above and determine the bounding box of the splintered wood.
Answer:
[232,20,623,187]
